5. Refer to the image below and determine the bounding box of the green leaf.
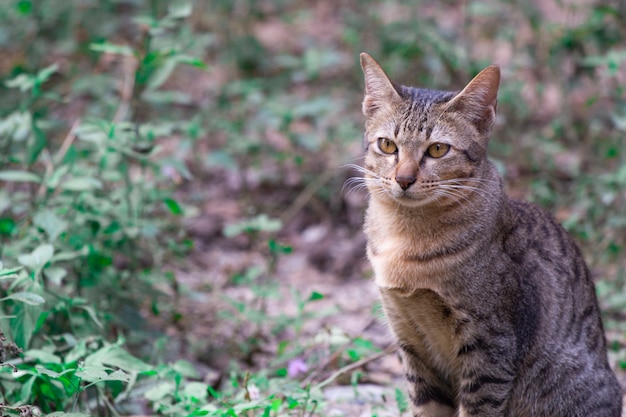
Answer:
[44,266,67,286]
[172,359,200,378]
[395,387,409,413]
[271,398,282,411]
[183,382,209,401]
[145,381,174,401]
[11,303,41,349]
[223,214,282,237]
[28,119,47,164]
[308,291,324,301]
[65,341,89,364]
[24,349,61,363]
[48,413,91,417]
[16,0,32,15]
[18,244,54,271]
[1,292,45,306]
[77,305,103,329]
[36,365,62,378]
[90,42,134,56]
[34,210,68,241]
[19,375,36,403]
[0,266,23,279]
[44,164,70,189]
[50,246,89,263]
[107,369,132,382]
[0,217,16,236]
[146,54,207,91]
[167,3,192,18]
[163,198,183,215]
[146,58,178,91]
[0,170,40,183]
[76,366,109,382]
[85,344,151,373]
[5,64,57,92]
[35,64,59,85]
[60,177,103,191]
[0,111,32,141]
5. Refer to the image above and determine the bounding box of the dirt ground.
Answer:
[147,1,626,413]
[166,170,626,415]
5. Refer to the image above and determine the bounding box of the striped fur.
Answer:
[357,53,622,416]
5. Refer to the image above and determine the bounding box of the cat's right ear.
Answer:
[360,52,401,117]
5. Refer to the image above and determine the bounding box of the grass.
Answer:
[0,0,624,416]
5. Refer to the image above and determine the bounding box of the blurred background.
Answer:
[0,0,625,416]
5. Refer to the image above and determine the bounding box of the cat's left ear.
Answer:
[445,65,500,135]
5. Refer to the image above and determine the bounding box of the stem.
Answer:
[313,346,394,391]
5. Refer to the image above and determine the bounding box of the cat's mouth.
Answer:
[389,188,434,207]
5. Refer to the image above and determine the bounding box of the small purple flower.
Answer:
[287,358,308,378]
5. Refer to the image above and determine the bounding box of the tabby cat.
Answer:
[355,52,622,416]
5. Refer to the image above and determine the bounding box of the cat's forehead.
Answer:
[401,87,457,105]
[393,87,456,135]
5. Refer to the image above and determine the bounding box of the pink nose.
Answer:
[395,175,416,190]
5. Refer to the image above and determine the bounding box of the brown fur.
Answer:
[357,52,622,416]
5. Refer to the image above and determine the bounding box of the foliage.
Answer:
[0,0,624,416]
[0,1,198,414]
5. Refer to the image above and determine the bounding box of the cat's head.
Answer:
[357,52,500,209]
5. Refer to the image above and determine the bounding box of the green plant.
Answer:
[1,1,626,416]
[0,2,202,414]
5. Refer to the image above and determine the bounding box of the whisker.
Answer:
[342,173,389,199]
[431,188,472,207]
[342,163,382,179]
[437,177,500,187]
[440,184,495,201]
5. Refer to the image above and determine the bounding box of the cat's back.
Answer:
[502,198,598,308]
[501,198,602,345]
[502,198,622,416]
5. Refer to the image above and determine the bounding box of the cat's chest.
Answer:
[364,200,491,292]
[366,231,467,292]
[380,288,469,380]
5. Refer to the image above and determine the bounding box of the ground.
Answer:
[164,170,626,415]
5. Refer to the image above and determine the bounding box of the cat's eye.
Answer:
[426,143,450,158]
[378,138,398,154]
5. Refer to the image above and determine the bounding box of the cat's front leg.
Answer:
[400,346,456,417]
[456,338,515,417]
[411,402,455,417]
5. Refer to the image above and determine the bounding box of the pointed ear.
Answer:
[445,65,500,135]
[360,52,402,117]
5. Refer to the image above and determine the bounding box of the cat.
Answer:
[354,52,622,416]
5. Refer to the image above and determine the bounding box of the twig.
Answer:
[301,319,377,387]
[243,371,251,401]
[54,118,81,165]
[36,119,81,199]
[300,338,350,387]
[313,345,396,390]
[36,149,54,199]
[112,55,137,123]
[280,166,336,224]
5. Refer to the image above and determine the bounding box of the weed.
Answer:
[0,1,625,416]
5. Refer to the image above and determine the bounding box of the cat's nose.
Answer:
[395,175,416,190]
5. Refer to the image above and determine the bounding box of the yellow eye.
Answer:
[426,143,450,158]
[378,138,398,154]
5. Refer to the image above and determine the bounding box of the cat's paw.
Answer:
[412,402,455,417]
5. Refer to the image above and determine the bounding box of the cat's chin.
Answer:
[378,192,435,209]
[393,197,434,208]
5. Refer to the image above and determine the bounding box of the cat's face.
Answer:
[356,53,500,209]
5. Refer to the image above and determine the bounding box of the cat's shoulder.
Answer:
[502,197,579,259]
[505,198,561,230]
